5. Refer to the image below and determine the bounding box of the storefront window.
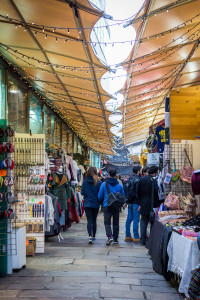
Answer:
[78,140,82,154]
[0,66,5,119]
[62,126,69,153]
[54,119,61,146]
[51,115,55,144]
[74,136,78,153]
[30,94,42,134]
[8,74,27,132]
[68,132,73,153]
[44,108,52,148]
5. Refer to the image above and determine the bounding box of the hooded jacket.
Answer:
[81,176,102,209]
[98,177,125,207]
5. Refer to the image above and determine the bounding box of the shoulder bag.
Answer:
[106,182,126,210]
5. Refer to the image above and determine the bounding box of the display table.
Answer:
[167,231,200,297]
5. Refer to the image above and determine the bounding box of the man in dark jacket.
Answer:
[98,169,125,245]
[124,166,141,243]
[137,165,159,246]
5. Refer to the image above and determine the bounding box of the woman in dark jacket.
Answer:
[81,167,102,244]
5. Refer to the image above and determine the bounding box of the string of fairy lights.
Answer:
[1,19,199,87]
[0,13,199,75]
[1,7,199,154]
[0,4,198,46]
[0,55,114,154]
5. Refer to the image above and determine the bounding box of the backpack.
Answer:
[106,182,126,210]
[127,178,139,204]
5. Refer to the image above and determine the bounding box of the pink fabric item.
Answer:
[182,230,198,237]
[65,156,77,181]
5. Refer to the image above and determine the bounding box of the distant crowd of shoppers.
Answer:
[81,165,159,246]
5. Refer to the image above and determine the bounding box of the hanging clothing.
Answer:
[45,195,54,232]
[155,125,165,153]
[50,173,71,210]
[65,155,77,181]
[78,164,86,186]
[45,192,61,237]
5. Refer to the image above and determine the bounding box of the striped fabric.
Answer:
[188,267,200,299]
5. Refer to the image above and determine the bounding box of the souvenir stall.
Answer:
[0,123,16,275]
[45,145,80,237]
[147,91,200,298]
[14,133,46,254]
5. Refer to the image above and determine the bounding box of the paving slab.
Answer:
[19,289,100,298]
[107,266,155,274]
[0,290,20,298]
[100,289,144,299]
[44,270,107,277]
[100,283,131,291]
[145,292,182,300]
[111,273,166,280]
[104,298,144,300]
[46,282,99,290]
[141,279,173,287]
[119,262,152,268]
[131,285,177,293]
[52,276,112,283]
[60,264,106,272]
[74,258,119,266]
[112,278,141,285]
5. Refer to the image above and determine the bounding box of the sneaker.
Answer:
[92,237,96,241]
[133,238,140,243]
[113,240,118,244]
[106,237,113,246]
[124,237,134,242]
[88,238,93,244]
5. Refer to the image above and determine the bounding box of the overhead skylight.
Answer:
[100,67,127,95]
[105,93,123,112]
[109,113,123,125]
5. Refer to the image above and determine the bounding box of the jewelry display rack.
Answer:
[14,133,45,253]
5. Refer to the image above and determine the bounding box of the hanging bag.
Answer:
[171,159,180,182]
[164,191,180,210]
[106,182,126,210]
[180,149,194,184]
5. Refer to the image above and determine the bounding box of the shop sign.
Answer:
[147,153,160,167]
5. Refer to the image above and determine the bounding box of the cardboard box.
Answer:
[26,237,36,256]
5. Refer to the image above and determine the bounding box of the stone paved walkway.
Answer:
[0,211,183,300]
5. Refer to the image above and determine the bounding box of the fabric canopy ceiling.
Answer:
[0,0,200,155]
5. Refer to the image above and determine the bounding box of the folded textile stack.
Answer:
[158,210,186,218]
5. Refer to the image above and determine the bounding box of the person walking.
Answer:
[137,165,160,246]
[124,166,141,243]
[98,169,125,245]
[81,167,102,244]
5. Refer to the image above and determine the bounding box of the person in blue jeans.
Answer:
[124,166,141,243]
[98,169,125,245]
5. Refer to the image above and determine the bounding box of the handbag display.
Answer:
[180,149,193,184]
[164,192,180,210]
[106,182,126,210]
